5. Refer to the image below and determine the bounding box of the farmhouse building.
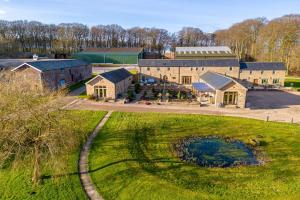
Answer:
[11,59,91,90]
[86,68,132,100]
[239,62,286,87]
[73,48,144,64]
[138,53,285,108]
[138,59,286,88]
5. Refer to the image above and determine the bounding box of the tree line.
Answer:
[0,20,213,56]
[215,14,300,74]
[0,14,299,73]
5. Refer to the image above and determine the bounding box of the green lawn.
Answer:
[0,110,106,200]
[285,78,300,91]
[89,112,300,200]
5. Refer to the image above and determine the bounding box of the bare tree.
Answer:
[0,72,85,183]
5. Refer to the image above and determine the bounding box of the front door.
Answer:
[253,79,259,86]
[223,92,238,105]
[94,86,107,99]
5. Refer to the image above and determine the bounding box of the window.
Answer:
[223,92,238,105]
[273,70,275,74]
[202,67,205,71]
[261,70,264,74]
[196,67,198,71]
[262,79,268,85]
[157,67,160,71]
[250,70,252,75]
[94,86,107,98]
[273,78,280,84]
[229,67,232,71]
[58,79,66,88]
[181,76,192,85]
[168,67,170,71]
[147,67,150,71]
[190,67,193,71]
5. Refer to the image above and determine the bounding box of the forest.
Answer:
[0,14,299,74]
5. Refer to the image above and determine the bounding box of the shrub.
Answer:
[134,83,141,93]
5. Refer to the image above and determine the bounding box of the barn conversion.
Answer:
[86,68,132,100]
[72,48,144,64]
[138,46,286,108]
[11,59,91,90]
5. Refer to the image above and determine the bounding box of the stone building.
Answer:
[138,59,286,88]
[138,58,285,108]
[239,62,286,88]
[192,71,247,108]
[11,59,91,90]
[86,68,132,100]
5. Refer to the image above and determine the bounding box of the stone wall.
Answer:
[42,64,92,90]
[216,82,248,108]
[239,69,286,87]
[139,66,285,88]
[139,66,240,85]
[86,75,132,100]
[86,77,116,99]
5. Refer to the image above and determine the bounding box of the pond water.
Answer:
[178,137,259,167]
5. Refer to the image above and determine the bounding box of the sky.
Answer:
[0,0,299,32]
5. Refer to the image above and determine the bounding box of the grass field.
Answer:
[89,112,300,200]
[0,110,106,200]
[285,78,300,91]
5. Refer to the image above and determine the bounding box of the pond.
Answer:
[177,137,259,168]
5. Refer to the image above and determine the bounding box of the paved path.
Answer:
[79,111,113,200]
[68,98,300,124]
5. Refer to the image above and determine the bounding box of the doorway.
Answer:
[94,86,107,99]
[223,92,238,105]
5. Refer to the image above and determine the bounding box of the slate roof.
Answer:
[240,62,286,70]
[138,59,239,67]
[199,71,233,90]
[15,59,88,72]
[100,68,132,83]
[0,59,33,70]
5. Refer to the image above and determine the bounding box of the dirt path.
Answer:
[79,111,113,200]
